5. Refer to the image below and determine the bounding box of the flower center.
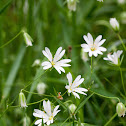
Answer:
[90,47,96,51]
[51,61,55,66]
[49,116,53,120]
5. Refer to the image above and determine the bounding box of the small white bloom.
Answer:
[23,32,33,47]
[117,0,125,4]
[110,18,120,32]
[103,50,123,65]
[37,82,47,95]
[32,59,41,67]
[81,33,107,57]
[33,100,60,126]
[41,47,71,74]
[67,0,78,11]
[97,0,103,2]
[65,72,88,99]
[81,48,89,62]
[19,92,27,108]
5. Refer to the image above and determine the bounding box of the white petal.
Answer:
[72,92,80,99]
[83,35,90,45]
[67,72,72,85]
[41,61,52,70]
[117,50,123,58]
[74,75,81,83]
[89,51,92,57]
[87,33,93,44]
[94,35,102,44]
[34,119,42,125]
[98,47,107,52]
[53,105,60,117]
[98,39,106,46]
[73,78,84,87]
[53,66,61,74]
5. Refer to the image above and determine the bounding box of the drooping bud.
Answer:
[97,0,103,2]
[32,59,41,67]
[109,18,120,32]
[19,91,28,108]
[67,0,78,11]
[69,104,77,113]
[81,48,89,62]
[23,31,33,47]
[37,82,47,95]
[116,102,126,117]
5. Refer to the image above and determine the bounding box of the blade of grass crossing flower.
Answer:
[26,66,45,103]
[2,43,26,99]
[74,93,94,115]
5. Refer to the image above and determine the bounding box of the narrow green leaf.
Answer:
[75,93,94,114]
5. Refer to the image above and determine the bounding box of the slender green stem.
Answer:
[23,69,48,90]
[104,113,117,126]
[62,90,68,97]
[72,115,75,126]
[117,33,126,51]
[90,90,120,102]
[119,66,126,96]
[0,30,23,48]
[91,56,93,74]
[22,89,53,97]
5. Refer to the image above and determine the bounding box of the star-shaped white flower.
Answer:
[33,100,60,126]
[103,50,123,65]
[41,47,71,74]
[81,33,107,57]
[65,72,88,99]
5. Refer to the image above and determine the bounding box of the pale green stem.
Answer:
[91,56,93,74]
[22,89,53,97]
[104,113,117,126]
[117,33,126,51]
[119,66,126,96]
[90,90,120,102]
[0,30,23,48]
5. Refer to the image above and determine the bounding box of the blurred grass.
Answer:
[0,0,126,125]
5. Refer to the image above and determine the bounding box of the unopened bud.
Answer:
[116,102,126,117]
[110,18,119,32]
[81,48,89,62]
[23,32,33,47]
[69,104,77,113]
[67,0,78,11]
[37,82,47,95]
[32,59,41,67]
[19,91,27,108]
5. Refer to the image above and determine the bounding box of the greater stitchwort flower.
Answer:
[42,47,71,74]
[33,100,60,126]
[110,18,120,32]
[81,33,106,57]
[103,50,123,66]
[65,72,88,99]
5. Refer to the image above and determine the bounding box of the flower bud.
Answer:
[109,18,119,32]
[37,82,47,95]
[97,0,103,2]
[116,102,126,117]
[19,91,28,108]
[32,59,41,67]
[69,104,77,113]
[67,0,78,11]
[23,32,33,47]
[117,0,125,4]
[81,48,89,62]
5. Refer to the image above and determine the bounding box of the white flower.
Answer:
[37,82,47,95]
[103,50,123,65]
[19,92,28,108]
[32,59,41,67]
[65,72,88,99]
[33,100,60,126]
[110,18,119,32]
[67,0,77,11]
[81,33,106,57]
[81,48,89,62]
[41,47,71,74]
[23,32,33,47]
[97,0,103,2]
